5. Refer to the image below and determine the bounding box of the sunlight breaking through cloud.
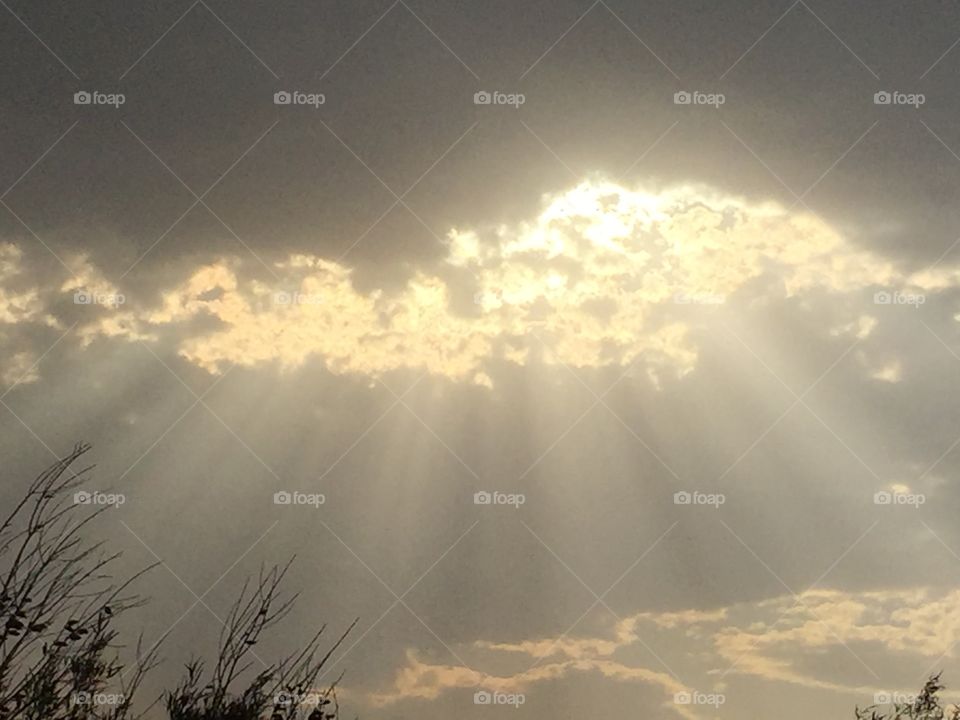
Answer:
[1,180,951,387]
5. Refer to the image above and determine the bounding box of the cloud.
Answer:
[0,244,52,327]
[364,586,960,712]
[367,648,688,715]
[0,243,62,388]
[869,358,902,383]
[713,586,960,668]
[1,350,40,386]
[2,179,958,387]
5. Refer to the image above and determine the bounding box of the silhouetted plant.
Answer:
[164,560,356,720]
[2,447,355,720]
[856,674,960,720]
[0,443,158,719]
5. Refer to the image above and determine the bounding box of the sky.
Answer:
[3,1,960,718]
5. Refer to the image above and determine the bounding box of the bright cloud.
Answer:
[1,180,955,386]
[365,586,960,712]
[0,244,49,327]
[367,647,689,716]
[147,181,904,385]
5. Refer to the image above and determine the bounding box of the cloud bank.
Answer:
[365,586,960,714]
[0,180,953,388]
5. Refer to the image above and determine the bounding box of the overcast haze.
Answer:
[3,1,960,718]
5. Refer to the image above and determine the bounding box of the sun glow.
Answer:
[3,179,945,388]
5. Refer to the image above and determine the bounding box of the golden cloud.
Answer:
[364,585,960,712]
[0,244,48,326]
[4,180,953,386]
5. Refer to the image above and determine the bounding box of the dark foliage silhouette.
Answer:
[1,446,354,720]
[856,675,959,720]
[164,560,356,720]
[0,443,156,719]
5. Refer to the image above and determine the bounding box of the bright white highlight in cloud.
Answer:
[114,182,906,382]
[1,180,954,387]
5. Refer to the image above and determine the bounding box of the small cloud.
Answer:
[473,371,493,388]
[871,359,902,383]
[1,351,39,387]
[831,315,877,339]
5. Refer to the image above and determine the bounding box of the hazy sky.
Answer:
[4,1,960,718]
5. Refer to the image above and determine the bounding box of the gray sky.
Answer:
[4,1,960,718]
